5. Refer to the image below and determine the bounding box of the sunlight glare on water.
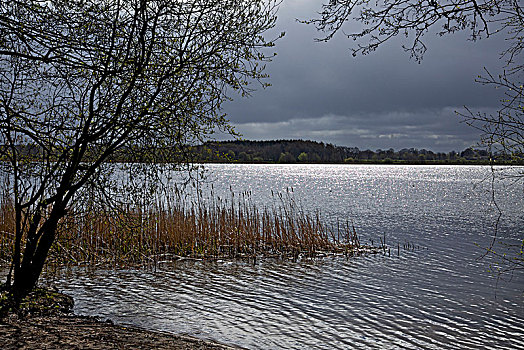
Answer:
[46,165,523,349]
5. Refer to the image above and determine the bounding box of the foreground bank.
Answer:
[1,315,240,350]
[0,288,240,350]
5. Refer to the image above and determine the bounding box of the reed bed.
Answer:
[0,189,371,268]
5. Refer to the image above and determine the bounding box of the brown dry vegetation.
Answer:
[0,189,368,268]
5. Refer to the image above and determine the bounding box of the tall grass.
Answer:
[0,188,367,267]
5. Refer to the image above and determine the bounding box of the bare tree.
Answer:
[309,0,523,272]
[0,0,281,302]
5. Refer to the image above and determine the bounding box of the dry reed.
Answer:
[0,189,370,268]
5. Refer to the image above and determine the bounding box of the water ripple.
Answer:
[45,165,524,349]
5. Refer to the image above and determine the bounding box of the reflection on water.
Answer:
[41,165,524,348]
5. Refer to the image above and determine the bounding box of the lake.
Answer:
[43,164,523,349]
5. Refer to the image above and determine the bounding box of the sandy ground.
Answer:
[0,288,241,350]
[0,314,242,349]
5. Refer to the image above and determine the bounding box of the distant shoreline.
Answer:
[5,139,523,165]
[191,140,523,165]
[197,160,521,166]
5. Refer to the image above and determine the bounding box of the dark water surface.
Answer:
[44,165,523,349]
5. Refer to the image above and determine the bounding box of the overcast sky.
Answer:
[220,0,507,152]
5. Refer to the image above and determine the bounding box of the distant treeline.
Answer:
[193,139,524,165]
[3,140,523,165]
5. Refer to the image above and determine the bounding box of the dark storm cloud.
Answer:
[220,0,508,152]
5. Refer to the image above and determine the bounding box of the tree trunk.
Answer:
[9,206,63,302]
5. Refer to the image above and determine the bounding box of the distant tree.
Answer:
[310,153,322,162]
[278,152,296,163]
[226,150,237,161]
[297,152,309,162]
[461,148,477,159]
[238,152,251,162]
[360,150,374,160]
[0,0,279,302]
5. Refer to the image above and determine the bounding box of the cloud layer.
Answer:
[220,0,507,152]
[225,107,497,152]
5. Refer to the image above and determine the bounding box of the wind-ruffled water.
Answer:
[44,165,523,349]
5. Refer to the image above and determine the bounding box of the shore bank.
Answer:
[0,288,240,350]
[0,314,241,349]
